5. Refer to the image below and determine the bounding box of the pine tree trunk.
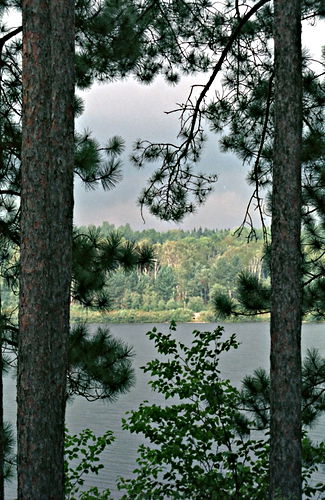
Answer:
[0,302,4,500]
[0,38,5,500]
[270,1,302,499]
[18,1,74,498]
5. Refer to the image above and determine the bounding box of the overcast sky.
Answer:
[74,75,257,231]
[5,8,323,231]
[63,18,319,231]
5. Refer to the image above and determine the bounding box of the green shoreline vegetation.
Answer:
[70,304,270,324]
[2,222,322,324]
[72,222,267,323]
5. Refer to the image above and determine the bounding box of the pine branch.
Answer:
[181,0,271,161]
[0,189,20,197]
[137,0,272,221]
[0,26,22,55]
[235,73,274,241]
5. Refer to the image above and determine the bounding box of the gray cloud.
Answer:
[74,76,263,230]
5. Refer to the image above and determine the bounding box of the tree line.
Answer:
[74,223,266,320]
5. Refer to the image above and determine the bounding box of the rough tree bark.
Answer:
[18,1,74,498]
[0,292,3,500]
[270,1,302,499]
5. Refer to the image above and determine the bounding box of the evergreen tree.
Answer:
[270,0,303,496]
[135,1,322,215]
[0,1,192,493]
[126,2,323,497]
[240,347,325,432]
[18,0,75,497]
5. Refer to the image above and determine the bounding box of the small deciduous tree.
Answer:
[118,323,270,499]
[117,324,325,499]
[64,428,114,499]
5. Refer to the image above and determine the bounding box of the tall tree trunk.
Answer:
[270,1,302,499]
[0,288,4,500]
[0,35,5,500]
[18,1,74,498]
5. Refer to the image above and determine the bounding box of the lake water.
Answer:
[4,321,325,499]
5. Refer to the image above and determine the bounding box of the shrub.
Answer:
[64,428,114,500]
[118,323,269,499]
[117,323,325,499]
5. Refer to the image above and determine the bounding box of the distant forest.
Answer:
[73,222,267,322]
[0,222,268,323]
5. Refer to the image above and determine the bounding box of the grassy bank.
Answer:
[70,305,270,324]
[70,305,218,323]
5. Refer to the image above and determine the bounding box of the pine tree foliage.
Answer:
[240,368,270,430]
[301,348,325,426]
[67,324,135,402]
[212,231,325,320]
[0,0,236,268]
[94,0,322,323]
[212,266,271,319]
[240,347,325,430]
[133,1,324,230]
[236,271,270,311]
[74,132,124,191]
[128,1,324,324]
[72,227,155,309]
[0,227,154,401]
[211,291,237,319]
[0,0,158,433]
[0,421,15,483]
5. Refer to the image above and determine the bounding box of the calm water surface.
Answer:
[4,321,325,498]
